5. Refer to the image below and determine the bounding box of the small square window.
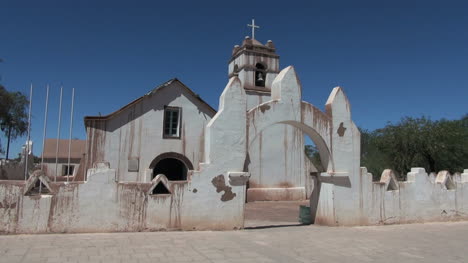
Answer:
[163,107,181,138]
[62,165,74,176]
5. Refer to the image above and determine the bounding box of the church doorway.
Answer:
[150,152,193,181]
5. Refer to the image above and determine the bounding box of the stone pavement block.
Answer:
[23,259,48,263]
[1,222,468,263]
[41,251,61,258]
[5,249,27,256]
[147,252,165,257]
[185,255,206,261]
[132,253,149,259]
[0,256,22,263]
[22,253,43,259]
[204,253,226,260]
[170,255,194,262]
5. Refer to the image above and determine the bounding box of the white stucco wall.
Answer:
[0,163,247,233]
[0,77,249,234]
[84,81,214,182]
[353,168,468,225]
[245,91,308,201]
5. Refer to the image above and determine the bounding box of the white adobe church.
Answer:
[1,24,467,233]
[83,34,316,202]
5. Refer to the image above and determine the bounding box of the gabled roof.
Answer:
[84,78,217,121]
[41,139,86,159]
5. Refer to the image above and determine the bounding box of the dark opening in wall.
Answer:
[153,158,187,181]
[26,180,50,196]
[255,63,266,87]
[62,165,74,176]
[152,182,171,195]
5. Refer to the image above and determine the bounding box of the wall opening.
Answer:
[149,152,193,181]
[152,182,171,195]
[62,165,75,176]
[245,122,328,228]
[152,158,187,181]
[25,180,51,196]
[255,63,266,87]
[305,138,325,173]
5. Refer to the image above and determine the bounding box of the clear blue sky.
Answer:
[1,0,467,158]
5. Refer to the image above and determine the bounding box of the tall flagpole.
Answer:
[41,85,49,170]
[66,88,75,183]
[54,87,63,182]
[24,84,33,180]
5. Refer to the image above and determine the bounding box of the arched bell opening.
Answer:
[255,63,266,87]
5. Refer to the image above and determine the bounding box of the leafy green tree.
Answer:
[361,115,468,180]
[360,128,391,180]
[0,85,29,159]
[422,115,468,173]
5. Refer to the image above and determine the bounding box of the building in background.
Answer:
[41,139,85,180]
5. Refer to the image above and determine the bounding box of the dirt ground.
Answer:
[244,200,310,228]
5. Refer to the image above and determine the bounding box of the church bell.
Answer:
[257,72,264,82]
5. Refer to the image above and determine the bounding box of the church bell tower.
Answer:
[229,21,308,203]
[228,36,280,92]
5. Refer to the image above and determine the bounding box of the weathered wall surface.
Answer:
[229,40,313,202]
[0,163,246,234]
[84,81,214,182]
[0,77,249,234]
[356,168,468,225]
[314,86,362,226]
[247,67,334,202]
[315,168,468,226]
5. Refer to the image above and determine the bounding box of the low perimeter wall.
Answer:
[356,167,468,225]
[0,163,247,234]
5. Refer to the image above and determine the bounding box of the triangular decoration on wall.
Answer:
[436,171,456,190]
[380,169,399,191]
[147,174,172,195]
[24,170,55,196]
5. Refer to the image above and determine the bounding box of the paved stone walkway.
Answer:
[244,200,309,228]
[1,221,468,263]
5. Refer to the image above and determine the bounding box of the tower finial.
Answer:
[247,19,260,40]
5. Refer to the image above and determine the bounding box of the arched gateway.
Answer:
[202,65,363,227]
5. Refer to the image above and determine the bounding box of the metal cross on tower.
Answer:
[247,19,260,40]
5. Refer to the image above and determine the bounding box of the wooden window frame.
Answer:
[62,165,75,176]
[163,106,182,139]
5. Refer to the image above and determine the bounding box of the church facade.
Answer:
[83,79,216,184]
[82,37,315,201]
